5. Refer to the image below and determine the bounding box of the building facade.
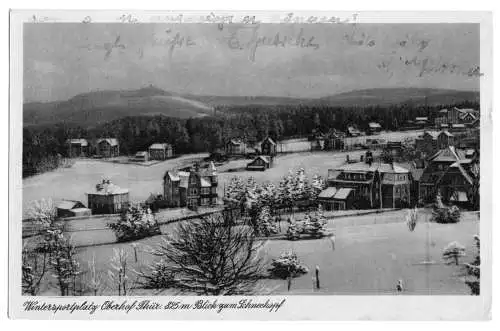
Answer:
[419,146,468,202]
[87,179,129,214]
[133,151,149,162]
[261,137,277,156]
[149,143,174,160]
[163,162,218,209]
[246,155,272,171]
[67,139,89,157]
[419,146,478,206]
[368,122,382,135]
[326,158,411,209]
[96,138,119,158]
[225,139,247,156]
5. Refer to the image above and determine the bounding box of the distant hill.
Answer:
[23,86,215,126]
[24,87,479,127]
[313,88,480,107]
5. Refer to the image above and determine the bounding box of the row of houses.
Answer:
[415,129,479,157]
[434,107,480,129]
[57,161,221,217]
[67,138,174,160]
[55,179,130,217]
[224,137,278,157]
[318,145,479,211]
[67,138,119,158]
[346,122,382,137]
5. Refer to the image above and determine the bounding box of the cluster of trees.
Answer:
[224,169,326,234]
[23,100,479,177]
[107,205,161,242]
[22,199,82,296]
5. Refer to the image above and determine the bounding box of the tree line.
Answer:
[23,100,479,177]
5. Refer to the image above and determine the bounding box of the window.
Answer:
[188,199,197,208]
[395,187,400,194]
[190,188,198,195]
[190,176,197,184]
[211,187,217,194]
[211,198,217,205]
[201,198,209,206]
[201,187,209,195]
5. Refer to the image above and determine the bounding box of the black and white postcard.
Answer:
[8,10,492,320]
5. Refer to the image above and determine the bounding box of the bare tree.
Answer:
[48,229,81,296]
[142,213,268,295]
[22,243,49,295]
[108,248,134,296]
[86,253,104,296]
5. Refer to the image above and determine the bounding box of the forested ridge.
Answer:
[23,100,479,178]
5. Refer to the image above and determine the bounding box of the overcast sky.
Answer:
[24,23,480,102]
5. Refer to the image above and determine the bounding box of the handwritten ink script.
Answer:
[283,12,358,24]
[378,55,483,78]
[221,25,320,62]
[150,14,184,24]
[118,14,139,23]
[152,29,196,59]
[22,298,287,315]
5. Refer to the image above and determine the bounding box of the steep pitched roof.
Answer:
[448,162,474,185]
[421,131,439,139]
[262,137,276,146]
[97,138,119,146]
[57,200,84,210]
[179,172,191,188]
[439,130,454,137]
[227,139,243,146]
[428,146,466,162]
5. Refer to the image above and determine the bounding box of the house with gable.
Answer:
[419,146,477,204]
[163,162,218,209]
[96,138,119,158]
[260,137,277,156]
[325,153,412,209]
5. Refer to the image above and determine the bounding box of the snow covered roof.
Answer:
[439,130,454,137]
[200,178,211,187]
[67,139,88,146]
[57,200,84,210]
[97,138,119,146]
[337,162,409,174]
[334,188,354,200]
[318,187,337,199]
[88,181,128,195]
[149,143,172,150]
[428,146,466,162]
[262,137,277,146]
